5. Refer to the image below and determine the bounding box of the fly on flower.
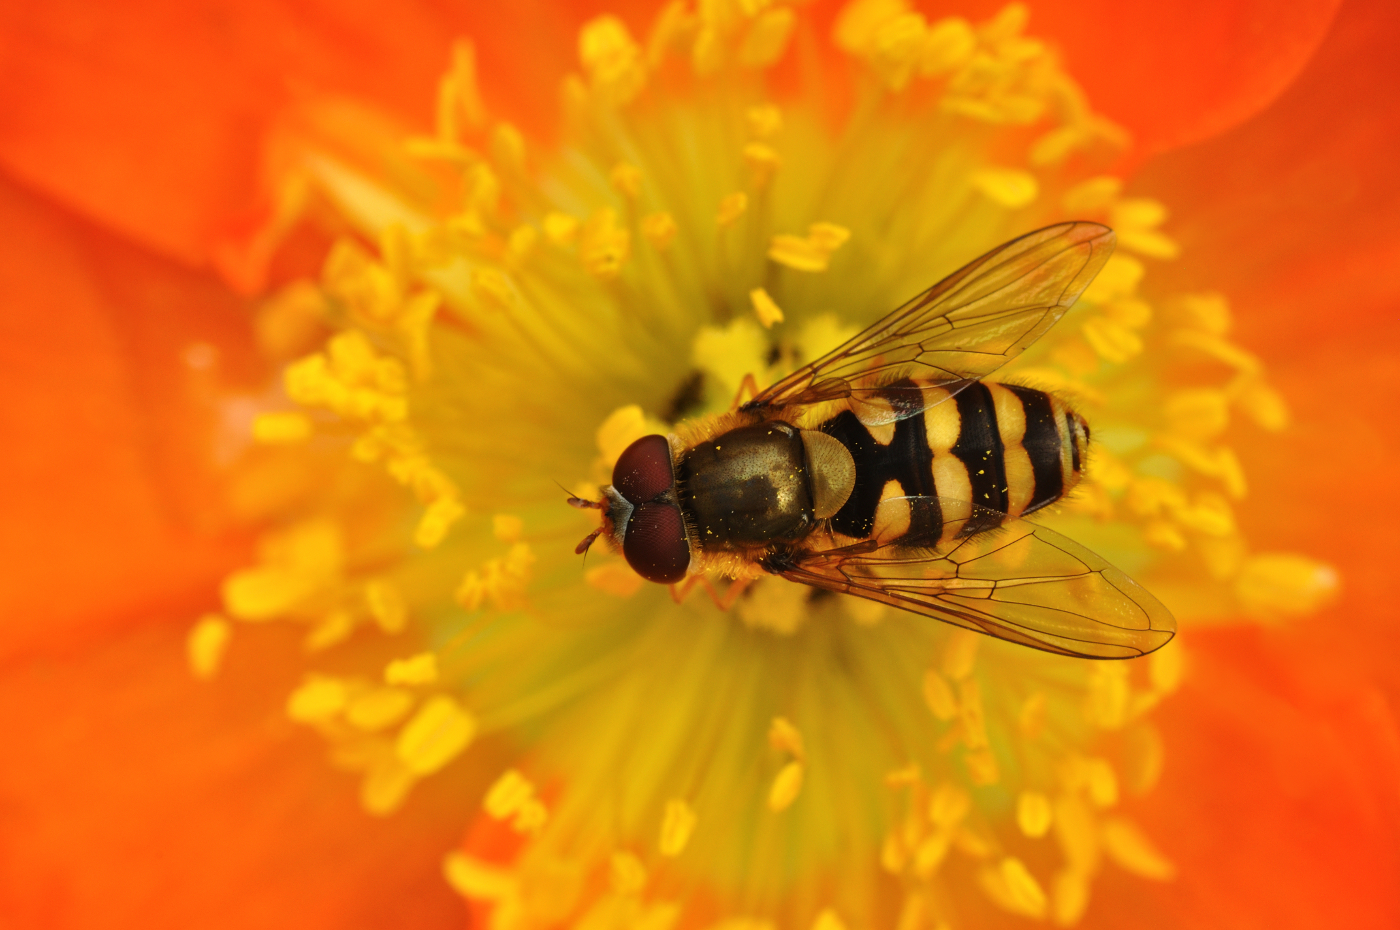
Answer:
[572,222,1176,659]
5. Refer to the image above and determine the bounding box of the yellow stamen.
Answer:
[749,287,784,328]
[252,410,313,444]
[186,614,231,681]
[658,800,697,857]
[396,695,476,774]
[385,652,438,686]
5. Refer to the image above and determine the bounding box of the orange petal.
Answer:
[0,620,478,929]
[1137,0,1400,339]
[1090,626,1400,929]
[0,0,580,276]
[1017,0,1342,156]
[0,174,252,660]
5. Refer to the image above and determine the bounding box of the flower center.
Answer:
[198,1,1338,927]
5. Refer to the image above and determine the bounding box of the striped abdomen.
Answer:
[815,378,1088,546]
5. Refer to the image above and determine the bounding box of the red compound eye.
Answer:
[612,434,674,504]
[623,503,690,584]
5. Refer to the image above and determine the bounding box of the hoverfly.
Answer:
[571,223,1176,659]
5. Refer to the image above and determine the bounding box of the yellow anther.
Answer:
[1118,227,1181,260]
[1061,175,1123,213]
[743,141,781,189]
[610,851,648,895]
[1081,315,1144,363]
[1126,477,1187,518]
[1171,329,1262,374]
[641,211,678,250]
[611,161,643,199]
[415,496,465,549]
[834,0,913,56]
[808,222,852,250]
[1016,790,1053,837]
[507,224,539,264]
[991,856,1048,919]
[1149,644,1185,698]
[921,17,976,76]
[579,208,631,279]
[1052,793,1101,874]
[811,908,849,930]
[768,716,806,758]
[485,769,546,834]
[1110,197,1167,229]
[252,410,313,444]
[491,122,526,172]
[1019,691,1046,738]
[658,799,697,856]
[768,760,804,811]
[1237,379,1290,431]
[543,211,580,245]
[884,763,922,787]
[921,668,957,721]
[1084,662,1130,729]
[769,223,850,271]
[940,629,979,680]
[1081,253,1145,303]
[385,652,439,686]
[739,8,796,67]
[1052,869,1091,926]
[1084,757,1119,808]
[1100,817,1176,880]
[1143,520,1188,552]
[1104,296,1152,328]
[957,677,989,749]
[361,757,417,816]
[346,687,414,731]
[436,40,486,141]
[443,851,516,901]
[579,15,646,105]
[187,614,231,681]
[691,24,724,75]
[1235,553,1339,619]
[255,280,327,361]
[964,748,999,786]
[222,566,321,621]
[746,104,783,138]
[928,781,970,829]
[911,831,953,879]
[769,233,833,271]
[1174,291,1232,334]
[868,12,928,90]
[396,694,476,774]
[287,676,349,723]
[716,191,749,227]
[585,562,645,597]
[1164,389,1230,439]
[365,578,408,634]
[749,287,784,328]
[492,514,525,543]
[305,609,354,652]
[1175,491,1235,536]
[470,268,515,311]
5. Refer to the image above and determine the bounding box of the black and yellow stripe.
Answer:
[817,378,1085,546]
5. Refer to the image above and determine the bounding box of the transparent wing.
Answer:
[763,500,1175,659]
[746,222,1115,419]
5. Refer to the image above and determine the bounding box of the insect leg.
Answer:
[709,576,752,611]
[728,373,761,411]
[669,575,704,604]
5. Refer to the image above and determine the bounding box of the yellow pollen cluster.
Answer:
[201,0,1340,927]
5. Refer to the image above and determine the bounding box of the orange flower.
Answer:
[1,1,1397,928]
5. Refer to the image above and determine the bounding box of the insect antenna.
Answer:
[556,479,602,510]
[575,528,603,557]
